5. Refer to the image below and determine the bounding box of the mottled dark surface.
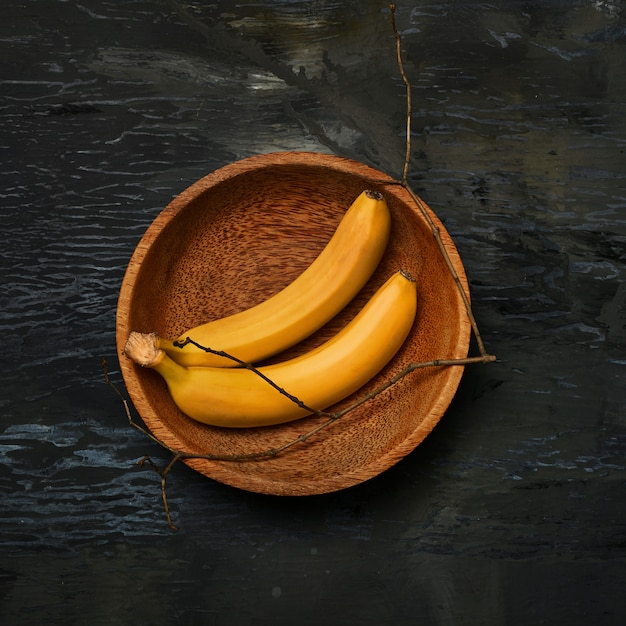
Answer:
[1,1,625,624]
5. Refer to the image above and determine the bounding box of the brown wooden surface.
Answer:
[116,152,471,495]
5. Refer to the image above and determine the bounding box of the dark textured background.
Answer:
[1,1,624,624]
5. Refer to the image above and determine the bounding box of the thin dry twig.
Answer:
[383,4,493,359]
[105,349,495,466]
[174,337,333,418]
[107,5,496,529]
[137,454,182,531]
[390,3,412,183]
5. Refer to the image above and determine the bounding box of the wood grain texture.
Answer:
[116,152,471,494]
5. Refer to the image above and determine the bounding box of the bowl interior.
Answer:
[116,152,471,495]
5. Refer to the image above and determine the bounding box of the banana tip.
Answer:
[399,269,416,283]
[364,189,383,201]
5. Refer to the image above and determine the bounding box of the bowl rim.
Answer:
[116,150,472,495]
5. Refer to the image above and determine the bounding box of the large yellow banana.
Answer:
[155,189,391,367]
[124,270,417,428]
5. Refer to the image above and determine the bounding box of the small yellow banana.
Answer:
[124,270,417,428]
[155,189,391,367]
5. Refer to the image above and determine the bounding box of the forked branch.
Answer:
[107,5,496,529]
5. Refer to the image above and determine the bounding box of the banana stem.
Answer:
[123,331,162,367]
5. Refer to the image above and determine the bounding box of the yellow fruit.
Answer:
[124,270,417,428]
[155,189,391,367]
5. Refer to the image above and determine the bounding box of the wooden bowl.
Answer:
[116,151,471,496]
